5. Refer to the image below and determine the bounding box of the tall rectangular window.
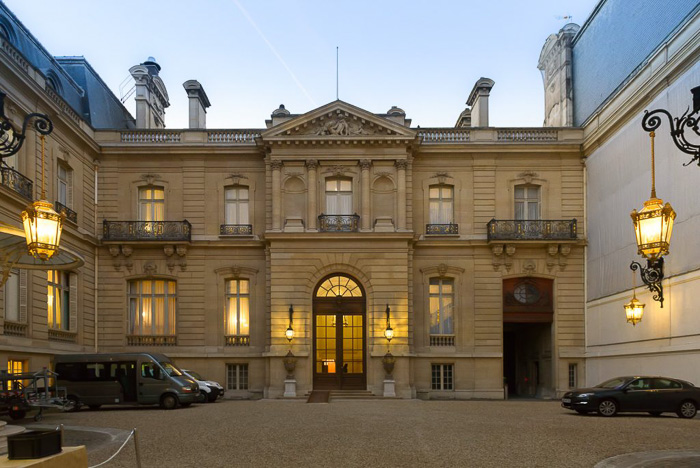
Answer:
[128,280,176,336]
[325,178,352,215]
[225,186,249,225]
[47,270,70,330]
[227,363,249,390]
[568,363,578,389]
[429,278,454,335]
[4,269,19,322]
[225,279,250,336]
[429,185,454,224]
[57,164,71,207]
[138,186,165,222]
[7,359,26,390]
[514,185,540,220]
[431,364,454,390]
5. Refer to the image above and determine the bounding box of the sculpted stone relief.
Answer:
[312,116,374,136]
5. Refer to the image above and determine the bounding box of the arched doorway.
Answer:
[313,274,366,390]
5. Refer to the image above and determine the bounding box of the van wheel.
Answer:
[160,394,179,410]
[8,408,26,420]
[66,395,82,412]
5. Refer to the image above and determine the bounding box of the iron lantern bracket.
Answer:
[0,92,53,159]
[630,257,664,308]
[641,86,700,167]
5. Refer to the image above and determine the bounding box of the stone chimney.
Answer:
[183,80,210,129]
[129,57,170,129]
[466,78,495,127]
[383,106,411,126]
[538,23,579,127]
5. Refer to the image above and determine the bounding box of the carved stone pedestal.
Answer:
[284,379,297,398]
[383,379,396,398]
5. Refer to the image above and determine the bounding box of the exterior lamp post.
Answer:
[641,86,700,167]
[283,305,297,397]
[0,91,53,158]
[630,131,676,307]
[381,304,396,397]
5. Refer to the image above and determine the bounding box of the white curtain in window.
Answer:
[4,270,19,322]
[429,186,454,224]
[128,279,176,335]
[514,185,540,220]
[326,179,352,214]
[139,187,165,221]
[225,279,250,335]
[429,278,454,334]
[225,186,249,224]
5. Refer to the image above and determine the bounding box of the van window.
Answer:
[141,362,159,380]
[160,362,182,377]
[87,363,105,380]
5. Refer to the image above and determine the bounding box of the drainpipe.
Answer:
[94,163,99,352]
[582,156,588,387]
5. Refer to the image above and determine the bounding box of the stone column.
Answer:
[396,160,408,230]
[306,159,318,231]
[359,159,372,231]
[271,159,283,231]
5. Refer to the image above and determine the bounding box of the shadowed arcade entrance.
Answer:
[313,275,366,390]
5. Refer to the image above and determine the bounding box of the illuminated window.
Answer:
[431,364,453,390]
[128,280,176,336]
[47,270,70,330]
[225,279,249,336]
[7,359,26,390]
[316,275,363,297]
[429,278,454,335]
[138,186,164,222]
[224,186,249,225]
[325,178,352,215]
[429,185,454,224]
[514,184,540,220]
[227,364,248,390]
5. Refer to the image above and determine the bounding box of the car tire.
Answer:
[198,391,208,403]
[160,393,179,410]
[66,395,82,412]
[648,412,662,417]
[597,399,618,417]
[8,408,26,420]
[677,400,697,419]
[575,410,588,415]
[207,391,218,403]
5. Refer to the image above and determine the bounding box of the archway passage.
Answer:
[502,277,554,398]
[313,275,366,390]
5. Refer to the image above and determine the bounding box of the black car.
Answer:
[562,376,699,418]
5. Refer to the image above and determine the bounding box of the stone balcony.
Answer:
[487,219,577,241]
[103,220,192,242]
[0,164,33,201]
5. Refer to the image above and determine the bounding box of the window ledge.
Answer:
[48,328,77,343]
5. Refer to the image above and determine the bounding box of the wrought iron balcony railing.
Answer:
[220,224,253,236]
[127,335,177,346]
[55,201,77,224]
[225,335,250,346]
[0,164,33,200]
[487,219,577,241]
[318,214,360,232]
[103,220,192,242]
[426,223,459,235]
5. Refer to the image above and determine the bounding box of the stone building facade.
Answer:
[0,1,589,400]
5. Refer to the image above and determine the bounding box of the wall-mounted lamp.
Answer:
[629,132,676,307]
[383,304,393,342]
[641,86,700,167]
[285,305,294,342]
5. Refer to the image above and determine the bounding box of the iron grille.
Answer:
[220,224,253,236]
[225,335,250,346]
[103,220,192,241]
[127,335,177,346]
[318,214,360,232]
[487,219,577,241]
[426,224,459,235]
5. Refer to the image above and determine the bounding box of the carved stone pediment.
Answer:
[261,101,416,141]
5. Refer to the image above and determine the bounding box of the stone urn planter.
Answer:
[283,350,297,379]
[382,351,396,378]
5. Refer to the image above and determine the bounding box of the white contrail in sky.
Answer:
[232,0,316,106]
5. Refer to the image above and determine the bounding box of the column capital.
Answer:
[270,159,284,170]
[395,159,408,170]
[359,159,372,170]
[305,159,319,169]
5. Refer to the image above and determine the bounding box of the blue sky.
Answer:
[4,0,599,129]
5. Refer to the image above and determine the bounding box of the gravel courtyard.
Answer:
[20,399,700,467]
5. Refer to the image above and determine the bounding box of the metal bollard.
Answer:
[133,428,142,468]
[60,424,64,446]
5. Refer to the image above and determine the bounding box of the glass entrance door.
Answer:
[313,275,366,390]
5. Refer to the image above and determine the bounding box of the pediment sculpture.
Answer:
[310,116,374,136]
